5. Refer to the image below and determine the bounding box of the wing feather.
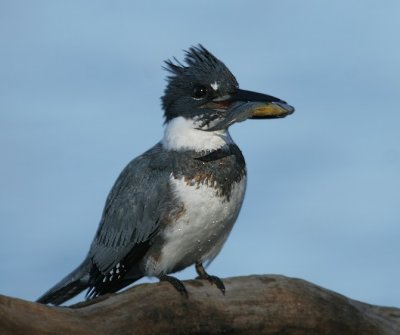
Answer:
[89,144,170,274]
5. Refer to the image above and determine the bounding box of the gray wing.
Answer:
[88,143,171,275]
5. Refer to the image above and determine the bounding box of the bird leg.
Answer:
[195,262,225,294]
[158,274,188,298]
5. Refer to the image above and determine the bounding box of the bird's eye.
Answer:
[192,85,208,99]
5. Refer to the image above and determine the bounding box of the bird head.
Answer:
[161,45,294,131]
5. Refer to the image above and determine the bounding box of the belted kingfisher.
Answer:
[37,45,294,305]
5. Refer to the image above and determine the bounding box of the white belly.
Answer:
[145,174,247,276]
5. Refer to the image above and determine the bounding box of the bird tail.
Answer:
[36,258,91,305]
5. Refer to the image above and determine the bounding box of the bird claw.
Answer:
[195,262,225,294]
[159,274,188,298]
[196,274,225,294]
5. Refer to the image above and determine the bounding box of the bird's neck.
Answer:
[162,116,233,152]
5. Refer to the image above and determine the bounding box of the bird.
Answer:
[37,44,294,305]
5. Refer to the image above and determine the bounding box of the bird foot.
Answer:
[195,262,225,294]
[159,274,188,298]
[196,274,226,294]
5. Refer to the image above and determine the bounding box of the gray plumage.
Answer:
[37,45,294,305]
[162,45,238,122]
[38,142,245,304]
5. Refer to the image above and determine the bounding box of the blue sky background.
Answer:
[1,1,399,307]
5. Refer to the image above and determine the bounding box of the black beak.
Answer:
[227,89,295,119]
[204,88,295,131]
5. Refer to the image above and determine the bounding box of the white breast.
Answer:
[144,174,247,276]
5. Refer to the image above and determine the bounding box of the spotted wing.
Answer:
[87,144,171,295]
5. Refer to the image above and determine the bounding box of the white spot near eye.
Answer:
[211,81,219,91]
